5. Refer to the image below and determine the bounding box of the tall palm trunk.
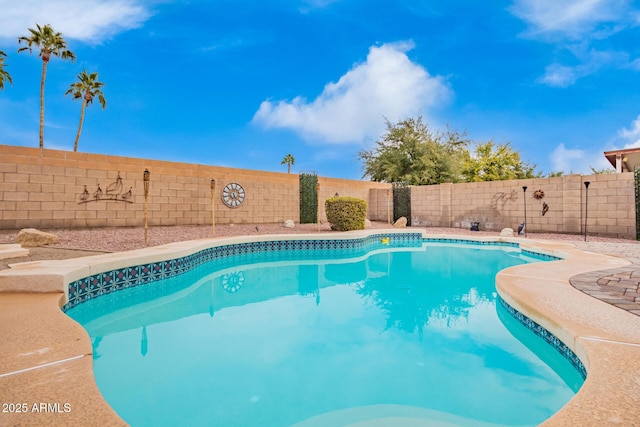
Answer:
[73,100,87,152]
[39,59,49,149]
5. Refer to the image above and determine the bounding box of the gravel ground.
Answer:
[0,222,637,270]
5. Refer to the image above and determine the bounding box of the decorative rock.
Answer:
[500,228,514,237]
[393,217,407,228]
[364,219,372,229]
[15,228,58,247]
[284,219,295,228]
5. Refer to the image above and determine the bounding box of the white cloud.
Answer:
[537,49,629,87]
[550,115,640,174]
[252,41,452,144]
[509,0,628,41]
[509,0,637,87]
[0,0,151,43]
[550,143,585,172]
[537,64,577,87]
[549,143,609,173]
[618,114,640,148]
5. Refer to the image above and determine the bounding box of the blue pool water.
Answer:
[66,239,583,427]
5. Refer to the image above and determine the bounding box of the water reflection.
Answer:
[65,243,578,427]
[69,244,538,346]
[496,303,584,392]
[298,265,320,305]
[141,325,148,357]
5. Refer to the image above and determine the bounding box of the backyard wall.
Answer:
[402,173,635,239]
[0,145,389,230]
[0,144,635,238]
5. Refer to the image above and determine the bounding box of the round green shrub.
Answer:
[325,196,367,231]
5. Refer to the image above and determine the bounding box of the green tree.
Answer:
[0,51,12,91]
[65,70,106,152]
[547,171,564,177]
[359,116,469,185]
[281,153,295,173]
[462,141,539,182]
[18,24,76,148]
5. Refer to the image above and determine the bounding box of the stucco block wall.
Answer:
[368,188,393,223]
[0,145,388,229]
[0,145,635,238]
[410,174,635,238]
[316,177,390,223]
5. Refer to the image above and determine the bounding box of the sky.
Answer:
[1,0,640,179]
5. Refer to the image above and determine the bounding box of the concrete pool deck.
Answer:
[0,228,639,426]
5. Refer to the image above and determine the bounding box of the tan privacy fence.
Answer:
[370,174,634,239]
[0,145,389,229]
[0,145,635,238]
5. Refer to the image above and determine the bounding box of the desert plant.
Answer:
[65,70,106,152]
[281,154,295,173]
[18,24,76,148]
[325,196,367,231]
[0,51,12,91]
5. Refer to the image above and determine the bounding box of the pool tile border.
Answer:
[63,232,582,383]
[63,233,423,310]
[63,233,560,311]
[498,296,587,379]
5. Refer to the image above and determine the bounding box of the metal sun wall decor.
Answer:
[532,189,549,216]
[78,172,133,204]
[222,182,246,208]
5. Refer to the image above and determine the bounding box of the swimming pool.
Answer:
[65,234,584,427]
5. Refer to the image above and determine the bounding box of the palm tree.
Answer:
[18,24,76,148]
[281,154,295,174]
[65,70,106,152]
[0,51,12,91]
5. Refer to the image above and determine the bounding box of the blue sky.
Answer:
[1,0,640,179]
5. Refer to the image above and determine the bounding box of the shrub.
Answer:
[325,196,367,231]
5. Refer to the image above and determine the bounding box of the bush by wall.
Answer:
[325,196,367,231]
[299,173,318,224]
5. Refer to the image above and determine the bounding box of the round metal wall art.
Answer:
[222,182,246,208]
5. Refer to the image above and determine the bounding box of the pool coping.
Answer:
[1,229,639,426]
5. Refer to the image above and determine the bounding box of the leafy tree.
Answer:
[359,116,469,185]
[18,24,76,148]
[547,171,564,177]
[462,141,540,182]
[281,153,295,173]
[65,70,106,152]
[0,51,12,91]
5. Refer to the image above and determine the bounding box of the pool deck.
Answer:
[0,230,639,426]
[569,241,640,317]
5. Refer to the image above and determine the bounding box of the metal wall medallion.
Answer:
[222,183,245,208]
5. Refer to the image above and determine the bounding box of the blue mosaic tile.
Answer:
[498,296,587,379]
[521,249,561,261]
[61,233,428,311]
[424,238,519,248]
[66,232,561,312]
[62,230,583,379]
[63,233,544,310]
